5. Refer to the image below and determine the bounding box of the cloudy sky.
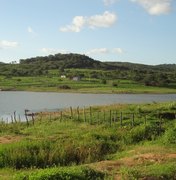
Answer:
[0,0,176,64]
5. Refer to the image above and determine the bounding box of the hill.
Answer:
[19,53,108,70]
[0,53,175,90]
[0,53,175,74]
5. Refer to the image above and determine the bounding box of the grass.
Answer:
[0,75,176,94]
[15,166,105,180]
[0,102,176,179]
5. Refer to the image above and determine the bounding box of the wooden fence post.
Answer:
[159,116,162,135]
[110,110,112,126]
[32,113,35,125]
[115,110,118,122]
[132,113,134,127]
[18,114,21,123]
[103,110,106,123]
[70,107,73,119]
[77,107,80,121]
[11,115,14,124]
[120,112,123,127]
[90,107,92,124]
[83,107,86,122]
[60,111,63,122]
[113,111,116,123]
[97,111,100,124]
[14,111,17,123]
[25,110,29,126]
[144,114,147,125]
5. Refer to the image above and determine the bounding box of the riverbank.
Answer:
[0,102,176,179]
[1,83,176,94]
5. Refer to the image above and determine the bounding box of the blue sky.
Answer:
[0,0,176,65]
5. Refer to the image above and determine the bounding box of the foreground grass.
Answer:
[0,102,176,179]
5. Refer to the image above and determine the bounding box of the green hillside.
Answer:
[0,53,176,92]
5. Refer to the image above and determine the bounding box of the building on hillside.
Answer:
[72,76,81,81]
[61,75,66,79]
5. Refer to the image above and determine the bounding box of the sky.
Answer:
[0,0,176,65]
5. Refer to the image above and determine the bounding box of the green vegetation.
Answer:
[0,53,176,93]
[0,72,175,93]
[0,102,176,179]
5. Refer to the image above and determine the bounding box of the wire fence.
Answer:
[1,107,175,129]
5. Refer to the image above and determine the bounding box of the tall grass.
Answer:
[0,102,175,179]
[0,122,164,169]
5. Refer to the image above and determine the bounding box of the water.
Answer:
[0,91,176,121]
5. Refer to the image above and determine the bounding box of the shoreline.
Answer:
[1,88,176,94]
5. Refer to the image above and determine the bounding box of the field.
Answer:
[0,72,176,94]
[0,101,176,179]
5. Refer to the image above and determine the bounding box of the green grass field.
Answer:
[0,102,176,179]
[0,75,176,94]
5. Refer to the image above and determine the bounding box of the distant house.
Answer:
[72,76,81,81]
[61,75,66,79]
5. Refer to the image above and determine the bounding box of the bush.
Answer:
[16,166,105,180]
[124,124,161,144]
[112,82,118,87]
[59,85,71,89]
[162,126,176,145]
[101,79,106,84]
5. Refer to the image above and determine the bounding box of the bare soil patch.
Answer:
[91,152,176,179]
[0,135,21,144]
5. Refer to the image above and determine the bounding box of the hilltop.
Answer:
[0,53,175,73]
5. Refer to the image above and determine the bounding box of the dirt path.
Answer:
[0,135,21,144]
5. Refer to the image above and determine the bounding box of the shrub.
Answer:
[101,79,106,84]
[124,124,161,144]
[15,166,105,180]
[162,126,176,145]
[59,85,71,89]
[112,82,118,87]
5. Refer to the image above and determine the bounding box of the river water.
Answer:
[0,91,176,121]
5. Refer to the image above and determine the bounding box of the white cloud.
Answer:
[27,26,37,36]
[112,48,124,54]
[130,0,172,15]
[59,11,117,32]
[0,40,19,49]
[103,0,119,6]
[86,48,109,55]
[28,26,33,33]
[86,47,124,55]
[88,11,117,28]
[59,16,85,32]
[41,48,69,55]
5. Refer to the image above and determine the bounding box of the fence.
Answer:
[1,107,175,129]
[25,107,176,128]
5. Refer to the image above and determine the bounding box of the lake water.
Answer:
[0,91,176,121]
